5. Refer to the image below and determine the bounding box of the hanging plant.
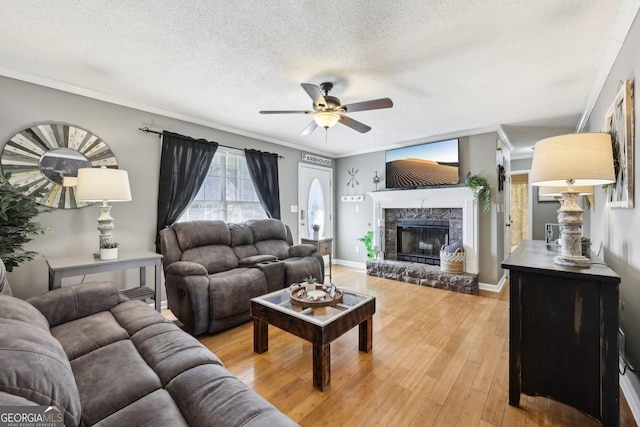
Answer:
[465,173,492,214]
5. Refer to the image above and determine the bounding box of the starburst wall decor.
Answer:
[1,123,119,209]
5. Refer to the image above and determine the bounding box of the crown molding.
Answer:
[0,67,338,159]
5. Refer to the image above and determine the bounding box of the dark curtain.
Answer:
[244,148,281,219]
[155,131,218,252]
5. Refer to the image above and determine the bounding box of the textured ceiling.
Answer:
[0,1,636,158]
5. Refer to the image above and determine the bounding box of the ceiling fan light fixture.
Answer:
[313,112,340,129]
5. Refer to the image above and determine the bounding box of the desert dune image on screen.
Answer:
[386,139,459,188]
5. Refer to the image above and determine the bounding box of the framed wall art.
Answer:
[0,123,119,209]
[605,80,634,208]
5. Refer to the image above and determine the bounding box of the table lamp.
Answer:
[75,167,132,255]
[539,185,594,198]
[529,133,614,267]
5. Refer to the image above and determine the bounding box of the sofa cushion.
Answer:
[28,281,120,327]
[254,239,291,260]
[233,244,259,259]
[51,311,129,360]
[0,294,49,331]
[166,364,298,427]
[229,222,254,246]
[247,218,289,241]
[131,322,222,386]
[209,269,267,319]
[110,299,172,336]
[93,389,188,427]
[71,340,162,425]
[173,220,231,250]
[182,245,239,274]
[0,308,82,427]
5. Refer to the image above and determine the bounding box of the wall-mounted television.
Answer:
[385,138,460,189]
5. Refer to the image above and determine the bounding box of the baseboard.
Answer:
[479,274,507,293]
[620,356,640,424]
[333,259,366,269]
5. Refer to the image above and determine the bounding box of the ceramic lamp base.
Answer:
[554,253,591,267]
[555,191,590,268]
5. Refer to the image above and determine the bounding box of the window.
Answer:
[179,150,266,223]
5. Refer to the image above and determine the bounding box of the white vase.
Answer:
[100,248,118,260]
[313,231,319,240]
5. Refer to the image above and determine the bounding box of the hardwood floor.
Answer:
[184,265,636,426]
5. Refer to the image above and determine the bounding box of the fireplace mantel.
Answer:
[367,187,479,274]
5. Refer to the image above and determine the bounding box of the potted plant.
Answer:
[303,275,319,291]
[465,173,492,214]
[311,224,321,240]
[581,236,592,258]
[357,231,377,261]
[0,175,51,272]
[100,242,119,260]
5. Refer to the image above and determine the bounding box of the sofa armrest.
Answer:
[164,262,211,335]
[28,282,120,327]
[289,243,318,257]
[166,261,208,276]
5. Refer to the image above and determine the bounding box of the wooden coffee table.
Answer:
[250,288,376,391]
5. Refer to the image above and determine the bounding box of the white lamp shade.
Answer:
[75,168,132,202]
[529,133,615,187]
[313,112,340,128]
[538,185,594,196]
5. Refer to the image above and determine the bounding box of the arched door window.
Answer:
[307,178,325,236]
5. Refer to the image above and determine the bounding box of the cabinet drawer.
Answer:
[317,241,332,255]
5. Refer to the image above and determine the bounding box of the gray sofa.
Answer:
[160,219,324,336]
[0,282,297,426]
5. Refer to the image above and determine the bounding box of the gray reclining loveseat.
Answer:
[160,218,324,335]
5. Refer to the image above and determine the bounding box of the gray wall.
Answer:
[0,76,318,300]
[334,132,504,285]
[510,157,561,240]
[584,9,640,382]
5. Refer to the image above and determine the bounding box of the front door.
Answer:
[298,163,333,240]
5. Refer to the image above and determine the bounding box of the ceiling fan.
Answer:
[259,82,393,135]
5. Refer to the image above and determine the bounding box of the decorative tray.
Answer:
[289,283,343,308]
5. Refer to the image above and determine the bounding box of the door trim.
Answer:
[298,162,334,242]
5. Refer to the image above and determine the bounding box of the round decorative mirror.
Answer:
[0,123,119,209]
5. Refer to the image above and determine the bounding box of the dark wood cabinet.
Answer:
[502,240,620,426]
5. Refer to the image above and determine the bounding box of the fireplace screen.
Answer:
[397,219,449,265]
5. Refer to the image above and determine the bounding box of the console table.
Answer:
[502,240,620,426]
[47,251,163,312]
[301,237,333,282]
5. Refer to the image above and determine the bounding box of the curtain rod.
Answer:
[138,127,284,159]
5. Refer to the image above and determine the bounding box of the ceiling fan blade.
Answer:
[301,120,318,136]
[341,98,393,113]
[259,110,313,114]
[301,83,327,107]
[339,115,371,133]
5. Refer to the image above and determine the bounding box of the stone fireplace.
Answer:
[368,187,479,274]
[366,187,479,295]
